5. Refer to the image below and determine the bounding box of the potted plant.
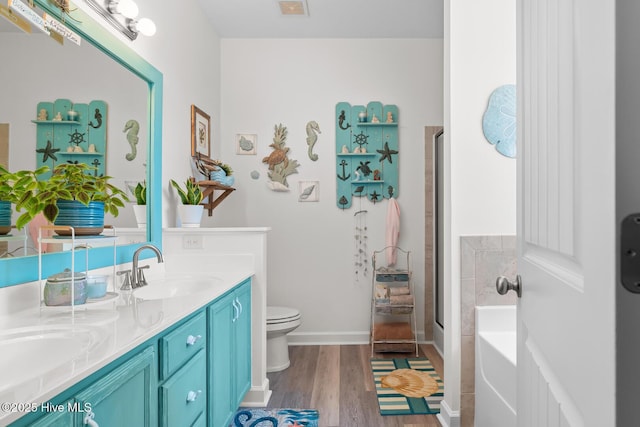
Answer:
[0,165,50,234]
[0,165,19,235]
[193,156,235,187]
[209,159,235,186]
[132,181,147,228]
[16,163,128,236]
[170,178,204,227]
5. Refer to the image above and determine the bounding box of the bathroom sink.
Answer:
[133,275,222,300]
[0,325,100,392]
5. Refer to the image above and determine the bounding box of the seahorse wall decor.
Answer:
[262,123,300,191]
[305,120,321,161]
[124,119,140,161]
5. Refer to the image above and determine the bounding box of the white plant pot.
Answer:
[177,204,204,228]
[133,205,147,228]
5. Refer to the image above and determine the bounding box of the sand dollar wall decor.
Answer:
[482,84,516,158]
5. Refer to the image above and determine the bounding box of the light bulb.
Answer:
[134,18,156,37]
[108,0,139,19]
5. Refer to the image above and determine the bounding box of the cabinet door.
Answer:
[74,346,156,426]
[234,281,252,407]
[208,292,235,427]
[26,403,74,427]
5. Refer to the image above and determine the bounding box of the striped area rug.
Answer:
[371,358,444,416]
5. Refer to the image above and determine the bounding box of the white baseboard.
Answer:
[437,399,460,427]
[240,378,273,407]
[287,330,428,346]
[434,322,444,355]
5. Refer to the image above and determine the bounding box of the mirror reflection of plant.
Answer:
[170,178,203,205]
[134,181,146,205]
[0,165,50,229]
[16,163,128,226]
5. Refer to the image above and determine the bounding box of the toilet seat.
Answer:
[267,306,301,325]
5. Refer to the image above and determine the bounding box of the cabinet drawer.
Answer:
[160,311,206,379]
[160,349,207,427]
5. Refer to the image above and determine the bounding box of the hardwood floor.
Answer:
[263,344,444,427]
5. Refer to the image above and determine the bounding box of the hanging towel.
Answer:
[385,197,401,265]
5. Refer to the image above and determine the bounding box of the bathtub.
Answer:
[475,305,516,427]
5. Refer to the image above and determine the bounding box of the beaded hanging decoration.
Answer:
[354,209,368,281]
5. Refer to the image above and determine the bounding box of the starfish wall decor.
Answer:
[335,101,399,208]
[33,98,108,179]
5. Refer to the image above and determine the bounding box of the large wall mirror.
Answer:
[0,0,162,287]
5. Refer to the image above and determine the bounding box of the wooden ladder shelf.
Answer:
[195,180,236,216]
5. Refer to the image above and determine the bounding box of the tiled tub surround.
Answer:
[0,268,253,425]
[460,235,517,427]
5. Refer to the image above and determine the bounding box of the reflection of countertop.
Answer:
[0,269,253,425]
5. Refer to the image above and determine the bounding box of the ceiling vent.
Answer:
[278,1,308,16]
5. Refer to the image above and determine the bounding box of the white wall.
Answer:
[75,0,224,229]
[442,0,516,423]
[216,39,443,342]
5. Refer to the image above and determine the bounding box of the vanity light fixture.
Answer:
[83,0,155,40]
[106,0,138,19]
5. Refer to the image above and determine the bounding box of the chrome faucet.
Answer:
[119,244,164,290]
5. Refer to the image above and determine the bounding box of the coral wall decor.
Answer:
[262,123,300,191]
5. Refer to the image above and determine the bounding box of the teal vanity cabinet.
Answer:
[74,346,156,426]
[27,402,73,427]
[159,311,208,427]
[8,278,252,427]
[209,280,252,427]
[10,346,157,427]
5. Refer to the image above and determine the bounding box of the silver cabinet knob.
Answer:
[496,275,522,298]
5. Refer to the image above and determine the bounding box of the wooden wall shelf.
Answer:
[195,180,236,216]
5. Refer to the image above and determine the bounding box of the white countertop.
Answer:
[0,269,253,425]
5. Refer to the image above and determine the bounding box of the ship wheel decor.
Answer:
[33,98,108,179]
[334,101,399,209]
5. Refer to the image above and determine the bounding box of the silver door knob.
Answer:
[496,275,522,298]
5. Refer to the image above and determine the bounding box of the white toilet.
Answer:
[266,306,302,372]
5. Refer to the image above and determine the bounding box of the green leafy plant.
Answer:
[211,159,233,176]
[0,165,50,229]
[134,181,147,205]
[170,178,203,205]
[15,163,128,226]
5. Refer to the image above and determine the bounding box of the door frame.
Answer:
[425,125,444,348]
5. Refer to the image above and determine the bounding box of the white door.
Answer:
[516,0,616,425]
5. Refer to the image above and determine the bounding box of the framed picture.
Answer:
[236,133,257,155]
[298,181,319,202]
[191,105,211,159]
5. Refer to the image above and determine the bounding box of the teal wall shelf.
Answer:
[335,101,399,209]
[33,98,108,179]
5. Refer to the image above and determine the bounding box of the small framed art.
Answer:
[236,133,257,155]
[191,105,211,159]
[298,181,319,202]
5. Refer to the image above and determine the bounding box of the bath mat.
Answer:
[230,408,319,427]
[370,357,444,416]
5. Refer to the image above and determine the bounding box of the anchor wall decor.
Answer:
[33,98,108,179]
[335,101,399,209]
